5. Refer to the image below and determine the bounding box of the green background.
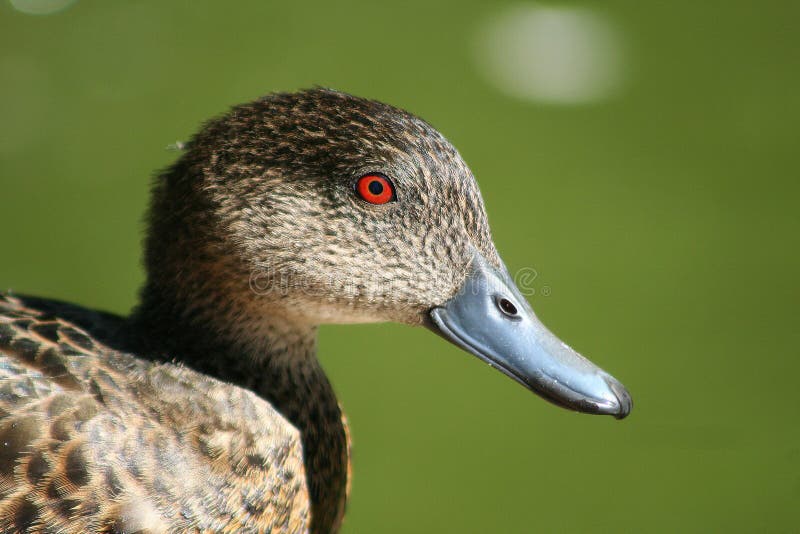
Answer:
[1,1,798,532]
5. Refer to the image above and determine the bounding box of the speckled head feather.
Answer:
[139,88,499,335]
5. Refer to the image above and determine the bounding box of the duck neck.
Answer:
[130,294,349,534]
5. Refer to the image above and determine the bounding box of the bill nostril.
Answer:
[496,297,518,317]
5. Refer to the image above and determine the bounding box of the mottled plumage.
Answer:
[0,89,501,533]
[0,294,308,533]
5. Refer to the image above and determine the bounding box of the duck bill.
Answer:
[428,253,632,419]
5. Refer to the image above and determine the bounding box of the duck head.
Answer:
[145,88,631,419]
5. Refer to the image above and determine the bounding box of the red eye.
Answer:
[356,174,395,205]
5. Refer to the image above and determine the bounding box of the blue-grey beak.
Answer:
[429,253,632,419]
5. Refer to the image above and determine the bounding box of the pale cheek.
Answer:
[298,300,387,325]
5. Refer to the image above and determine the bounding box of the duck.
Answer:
[0,88,631,534]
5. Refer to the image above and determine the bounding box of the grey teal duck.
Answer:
[0,89,631,533]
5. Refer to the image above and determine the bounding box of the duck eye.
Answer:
[356,174,395,205]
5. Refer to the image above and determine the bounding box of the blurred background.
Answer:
[1,0,798,532]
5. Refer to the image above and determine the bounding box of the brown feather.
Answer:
[1,88,499,533]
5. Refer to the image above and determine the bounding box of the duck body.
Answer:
[0,88,630,534]
[0,294,310,533]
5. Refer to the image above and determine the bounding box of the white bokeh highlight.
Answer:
[475,4,626,105]
[10,0,76,15]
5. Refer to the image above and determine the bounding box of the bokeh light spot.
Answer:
[475,4,627,105]
[9,0,76,15]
